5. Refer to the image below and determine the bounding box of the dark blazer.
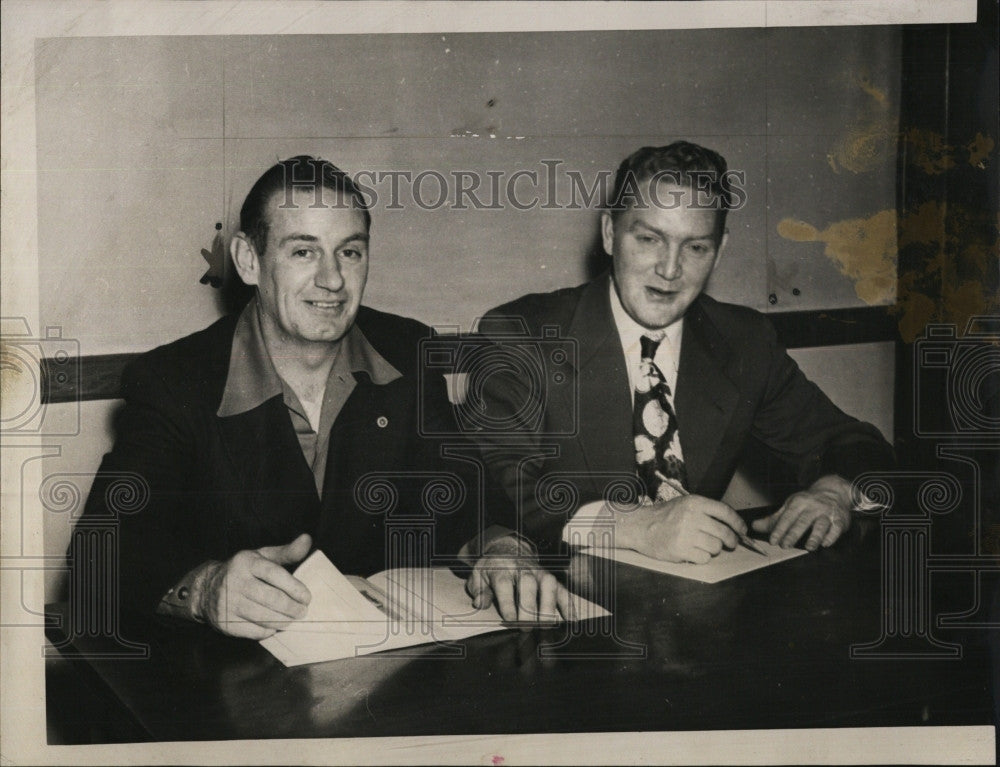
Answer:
[77,307,482,613]
[476,274,895,551]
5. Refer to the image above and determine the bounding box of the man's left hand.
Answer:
[751,474,854,551]
[465,536,577,627]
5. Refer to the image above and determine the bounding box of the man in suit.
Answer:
[77,156,573,638]
[474,142,894,564]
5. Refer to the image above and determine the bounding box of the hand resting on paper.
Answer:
[199,533,313,639]
[465,535,577,627]
[751,474,853,551]
[610,494,747,564]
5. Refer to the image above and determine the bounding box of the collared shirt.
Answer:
[217,297,402,498]
[158,298,402,620]
[562,278,686,545]
[607,276,683,404]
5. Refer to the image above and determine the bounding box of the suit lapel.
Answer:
[320,374,396,508]
[217,397,321,540]
[674,299,740,492]
[317,374,401,565]
[566,276,634,492]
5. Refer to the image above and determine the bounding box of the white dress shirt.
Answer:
[609,278,684,409]
[560,279,685,545]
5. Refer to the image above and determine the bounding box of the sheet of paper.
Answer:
[279,550,389,631]
[579,541,808,583]
[261,552,611,666]
[366,568,511,644]
[367,568,611,633]
[260,551,416,667]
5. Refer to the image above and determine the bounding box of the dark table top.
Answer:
[46,519,995,743]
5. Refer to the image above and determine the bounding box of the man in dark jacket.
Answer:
[76,156,571,638]
[473,142,895,564]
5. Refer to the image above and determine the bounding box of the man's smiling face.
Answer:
[243,186,369,354]
[603,181,726,330]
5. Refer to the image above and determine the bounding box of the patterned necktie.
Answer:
[633,333,688,501]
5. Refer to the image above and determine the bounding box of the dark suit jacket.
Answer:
[77,307,483,613]
[476,274,895,551]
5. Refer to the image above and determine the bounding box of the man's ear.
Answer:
[713,230,729,271]
[230,233,260,287]
[600,211,615,257]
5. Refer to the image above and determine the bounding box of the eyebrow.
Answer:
[277,232,370,249]
[628,220,715,241]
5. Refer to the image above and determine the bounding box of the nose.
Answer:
[654,244,683,282]
[315,253,345,292]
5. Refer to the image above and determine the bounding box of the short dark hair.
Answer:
[608,141,733,237]
[238,155,371,256]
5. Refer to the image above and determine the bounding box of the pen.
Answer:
[735,528,768,557]
[655,471,768,557]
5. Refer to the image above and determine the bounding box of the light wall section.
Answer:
[36,36,227,356]
[38,27,899,352]
[220,29,772,331]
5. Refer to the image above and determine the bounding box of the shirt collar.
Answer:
[608,274,683,369]
[217,297,402,418]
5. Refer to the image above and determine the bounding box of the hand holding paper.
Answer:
[200,533,313,639]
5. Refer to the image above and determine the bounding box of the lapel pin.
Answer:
[376,416,389,428]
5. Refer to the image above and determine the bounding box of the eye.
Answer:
[340,247,366,260]
[292,248,313,258]
[635,234,658,245]
[687,242,712,256]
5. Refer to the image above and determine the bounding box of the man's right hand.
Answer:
[199,533,313,639]
[612,495,746,564]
